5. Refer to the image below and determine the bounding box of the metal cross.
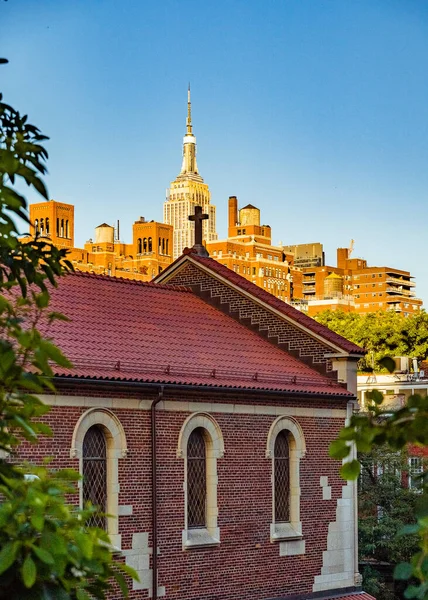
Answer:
[189,205,209,250]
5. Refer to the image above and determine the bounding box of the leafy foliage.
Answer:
[315,310,428,371]
[0,68,137,597]
[331,390,428,598]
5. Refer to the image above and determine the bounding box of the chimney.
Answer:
[228,196,238,232]
[337,247,349,270]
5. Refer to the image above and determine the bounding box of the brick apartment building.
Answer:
[301,247,422,317]
[15,238,376,600]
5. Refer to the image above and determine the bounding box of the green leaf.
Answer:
[394,562,413,580]
[340,459,360,480]
[379,356,396,373]
[31,513,45,531]
[329,439,350,460]
[34,291,49,309]
[22,555,37,588]
[31,545,55,565]
[404,585,422,599]
[0,541,19,575]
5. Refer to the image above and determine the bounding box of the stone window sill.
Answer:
[270,522,303,542]
[182,527,220,550]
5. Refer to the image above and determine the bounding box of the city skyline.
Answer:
[1,0,427,303]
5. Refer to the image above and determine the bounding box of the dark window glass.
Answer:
[187,428,206,528]
[274,431,290,522]
[83,425,107,529]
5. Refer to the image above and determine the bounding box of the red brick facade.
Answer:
[18,388,354,600]
[15,256,365,600]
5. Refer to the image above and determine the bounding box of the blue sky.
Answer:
[2,0,428,304]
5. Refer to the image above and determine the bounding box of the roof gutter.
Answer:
[51,376,354,401]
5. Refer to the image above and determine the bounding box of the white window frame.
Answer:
[177,413,224,550]
[266,416,306,542]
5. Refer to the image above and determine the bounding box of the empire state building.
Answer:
[163,87,217,258]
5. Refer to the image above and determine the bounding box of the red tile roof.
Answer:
[41,272,353,397]
[175,249,365,355]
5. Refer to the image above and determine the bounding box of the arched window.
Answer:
[187,428,206,528]
[158,237,161,253]
[65,220,69,238]
[143,238,147,252]
[45,217,50,234]
[40,218,44,235]
[166,239,169,255]
[34,219,39,234]
[274,431,290,522]
[162,238,165,254]
[56,218,59,236]
[148,237,152,252]
[267,416,306,542]
[83,425,107,529]
[70,408,128,548]
[178,413,224,549]
[137,238,142,254]
[60,219,64,237]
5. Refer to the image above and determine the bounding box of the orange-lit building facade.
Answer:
[302,247,422,317]
[205,197,303,302]
[26,200,173,281]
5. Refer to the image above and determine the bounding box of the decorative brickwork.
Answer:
[164,261,337,377]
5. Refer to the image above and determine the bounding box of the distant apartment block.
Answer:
[299,247,422,317]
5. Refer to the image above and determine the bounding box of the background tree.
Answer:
[358,448,419,600]
[315,310,428,371]
[0,60,136,599]
[331,389,428,600]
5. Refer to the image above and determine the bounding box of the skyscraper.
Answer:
[164,86,217,258]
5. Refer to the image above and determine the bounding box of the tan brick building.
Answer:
[206,196,303,303]
[24,200,173,281]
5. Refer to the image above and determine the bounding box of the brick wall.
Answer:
[16,387,351,600]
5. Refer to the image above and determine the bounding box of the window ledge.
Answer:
[182,527,220,550]
[270,522,302,542]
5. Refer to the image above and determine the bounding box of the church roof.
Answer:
[41,272,353,397]
[168,249,364,356]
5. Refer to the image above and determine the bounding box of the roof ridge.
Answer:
[186,254,364,355]
[67,270,192,293]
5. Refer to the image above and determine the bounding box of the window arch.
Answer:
[40,218,44,235]
[143,238,147,252]
[148,237,152,252]
[45,217,50,235]
[70,408,127,548]
[177,413,224,549]
[34,219,39,234]
[65,220,69,238]
[266,416,306,541]
[137,238,142,254]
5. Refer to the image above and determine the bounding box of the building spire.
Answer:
[186,83,192,135]
[178,84,202,181]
